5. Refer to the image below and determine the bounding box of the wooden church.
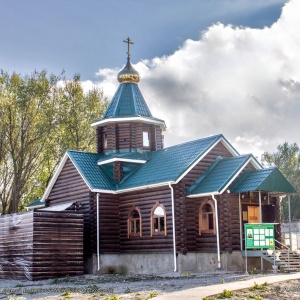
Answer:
[40,40,296,275]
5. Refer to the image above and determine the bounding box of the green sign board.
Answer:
[245,223,275,249]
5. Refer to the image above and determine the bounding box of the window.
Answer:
[127,207,142,237]
[103,133,108,149]
[143,131,150,147]
[199,200,215,235]
[151,203,166,236]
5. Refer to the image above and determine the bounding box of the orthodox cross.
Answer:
[123,37,134,60]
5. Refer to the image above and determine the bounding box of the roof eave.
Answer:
[97,158,147,166]
[218,155,261,195]
[175,135,240,184]
[187,191,219,198]
[115,181,176,194]
[91,116,166,131]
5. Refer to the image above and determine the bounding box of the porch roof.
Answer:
[187,154,255,196]
[229,167,297,194]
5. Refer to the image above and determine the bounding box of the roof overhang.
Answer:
[92,181,176,194]
[97,158,147,166]
[91,116,166,131]
[186,155,262,198]
[39,202,74,211]
[175,136,241,184]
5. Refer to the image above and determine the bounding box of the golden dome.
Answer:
[117,59,140,84]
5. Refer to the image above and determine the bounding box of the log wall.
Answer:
[90,193,120,254]
[118,187,173,253]
[96,122,164,153]
[46,158,93,260]
[0,210,83,280]
[184,142,234,188]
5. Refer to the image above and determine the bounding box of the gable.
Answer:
[46,158,91,205]
[183,140,236,188]
[187,153,262,197]
[230,167,297,194]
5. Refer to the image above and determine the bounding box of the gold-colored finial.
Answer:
[123,37,134,60]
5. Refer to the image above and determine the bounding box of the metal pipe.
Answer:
[259,191,262,223]
[211,194,221,269]
[169,183,177,272]
[239,193,243,250]
[288,194,292,250]
[97,193,100,271]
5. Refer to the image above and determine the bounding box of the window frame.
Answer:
[103,133,108,149]
[143,131,150,148]
[127,207,142,238]
[199,199,216,236]
[151,202,167,237]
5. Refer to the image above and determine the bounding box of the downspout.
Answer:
[259,190,262,223]
[238,193,242,251]
[97,193,100,271]
[211,194,221,269]
[288,194,292,250]
[168,183,177,272]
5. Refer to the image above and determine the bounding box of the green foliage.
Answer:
[0,70,108,214]
[249,282,267,291]
[61,291,72,299]
[105,295,120,300]
[262,142,300,220]
[146,291,158,299]
[249,268,259,274]
[216,289,234,298]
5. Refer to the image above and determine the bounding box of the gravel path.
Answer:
[0,271,277,300]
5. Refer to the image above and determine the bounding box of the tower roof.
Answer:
[91,38,166,129]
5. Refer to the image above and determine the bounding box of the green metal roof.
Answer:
[103,83,152,118]
[187,154,253,196]
[229,167,297,194]
[119,134,223,190]
[26,198,44,208]
[67,150,115,191]
[66,134,223,192]
[97,151,150,164]
[59,136,295,196]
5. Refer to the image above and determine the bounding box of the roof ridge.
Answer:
[67,149,100,156]
[163,134,223,151]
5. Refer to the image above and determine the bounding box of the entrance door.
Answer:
[247,206,260,223]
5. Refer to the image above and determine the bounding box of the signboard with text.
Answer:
[245,223,275,249]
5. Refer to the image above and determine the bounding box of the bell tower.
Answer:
[91,38,166,155]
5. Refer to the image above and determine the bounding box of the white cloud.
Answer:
[94,0,300,160]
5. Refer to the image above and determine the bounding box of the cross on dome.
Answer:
[123,37,134,60]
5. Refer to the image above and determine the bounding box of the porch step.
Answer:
[262,250,300,272]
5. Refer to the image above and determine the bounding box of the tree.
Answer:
[0,70,58,214]
[24,74,109,208]
[261,142,300,221]
[0,71,108,214]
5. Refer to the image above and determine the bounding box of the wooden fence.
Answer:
[0,210,84,280]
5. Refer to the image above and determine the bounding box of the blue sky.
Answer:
[2,0,299,158]
[1,0,284,80]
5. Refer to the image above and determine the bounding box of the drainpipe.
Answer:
[238,193,242,251]
[97,193,100,271]
[259,190,262,223]
[288,194,292,250]
[169,183,177,272]
[211,194,221,269]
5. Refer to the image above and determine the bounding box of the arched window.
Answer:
[127,207,142,237]
[151,203,167,236]
[199,200,215,235]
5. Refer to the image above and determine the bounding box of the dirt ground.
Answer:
[1,273,300,300]
[206,279,300,300]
